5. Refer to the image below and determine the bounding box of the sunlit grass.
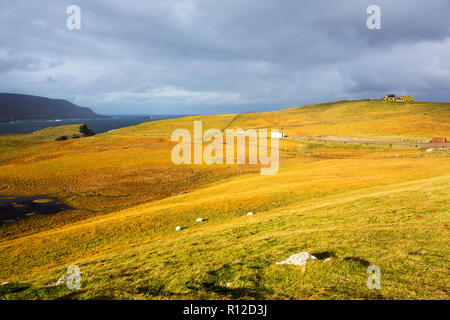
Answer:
[0,99,448,300]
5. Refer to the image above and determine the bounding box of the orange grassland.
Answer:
[0,100,449,299]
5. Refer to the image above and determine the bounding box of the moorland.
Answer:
[0,99,449,299]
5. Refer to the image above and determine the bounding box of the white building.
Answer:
[271,132,284,138]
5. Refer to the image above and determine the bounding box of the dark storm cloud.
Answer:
[0,0,449,114]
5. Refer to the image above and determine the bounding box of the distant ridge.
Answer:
[0,93,106,121]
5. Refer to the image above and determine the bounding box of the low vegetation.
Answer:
[0,100,448,299]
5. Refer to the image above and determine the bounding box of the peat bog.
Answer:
[0,195,71,225]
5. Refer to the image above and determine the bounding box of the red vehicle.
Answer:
[431,137,447,143]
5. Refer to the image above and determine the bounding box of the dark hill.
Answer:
[0,93,106,121]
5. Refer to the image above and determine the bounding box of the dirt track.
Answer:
[289,136,448,148]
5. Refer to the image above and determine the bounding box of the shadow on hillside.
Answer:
[0,283,31,297]
[55,289,88,300]
[343,256,371,266]
[136,280,176,297]
[185,265,273,299]
[311,251,336,260]
[186,280,271,299]
[311,251,371,266]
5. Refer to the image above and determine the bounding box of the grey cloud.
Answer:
[0,0,449,114]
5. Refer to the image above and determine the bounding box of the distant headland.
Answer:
[0,93,107,122]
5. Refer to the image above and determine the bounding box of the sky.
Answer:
[0,0,449,115]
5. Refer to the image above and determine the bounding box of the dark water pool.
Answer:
[0,195,71,225]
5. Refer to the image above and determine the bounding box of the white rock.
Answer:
[324,257,332,263]
[45,273,78,287]
[246,212,254,216]
[426,148,433,152]
[276,252,317,267]
[175,226,181,231]
[196,218,203,223]
[1,281,9,286]
[396,154,400,157]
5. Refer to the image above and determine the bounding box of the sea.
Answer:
[0,114,186,136]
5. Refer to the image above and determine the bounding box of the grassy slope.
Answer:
[100,100,450,140]
[1,124,88,141]
[0,130,257,237]
[0,100,449,299]
[227,100,450,140]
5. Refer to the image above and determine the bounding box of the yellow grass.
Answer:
[32,199,53,204]
[0,99,448,299]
